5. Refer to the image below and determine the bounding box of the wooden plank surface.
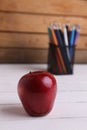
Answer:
[0,33,48,49]
[0,13,86,35]
[0,0,87,63]
[0,48,87,63]
[0,33,87,49]
[0,0,87,16]
[0,48,48,63]
[75,50,87,64]
[0,64,87,130]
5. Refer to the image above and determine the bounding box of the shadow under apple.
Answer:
[1,104,33,120]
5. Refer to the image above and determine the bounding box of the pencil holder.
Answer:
[47,43,76,75]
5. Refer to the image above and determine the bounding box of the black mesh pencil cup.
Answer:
[47,43,76,75]
[47,23,80,75]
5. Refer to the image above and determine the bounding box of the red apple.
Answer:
[17,71,57,116]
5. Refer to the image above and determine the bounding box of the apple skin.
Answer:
[17,71,57,116]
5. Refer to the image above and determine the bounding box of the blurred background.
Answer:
[0,0,87,63]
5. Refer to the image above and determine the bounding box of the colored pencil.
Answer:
[64,24,71,62]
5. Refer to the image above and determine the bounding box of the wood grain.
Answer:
[0,0,87,63]
[0,32,87,49]
[0,0,87,16]
[75,50,87,64]
[0,13,86,35]
[0,48,48,63]
[0,33,49,48]
[0,48,87,63]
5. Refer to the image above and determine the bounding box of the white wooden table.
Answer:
[0,64,87,130]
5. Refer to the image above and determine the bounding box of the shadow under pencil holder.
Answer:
[47,43,76,75]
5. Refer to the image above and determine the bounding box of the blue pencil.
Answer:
[70,25,76,46]
[73,25,80,45]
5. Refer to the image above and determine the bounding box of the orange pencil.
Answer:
[50,28,62,73]
[50,27,67,74]
[56,47,67,74]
